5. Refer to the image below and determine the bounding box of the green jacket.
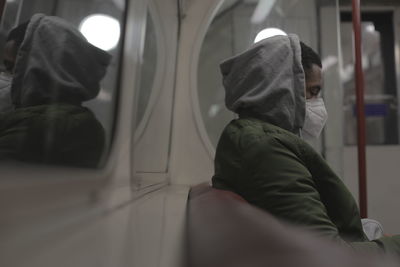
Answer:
[212,117,400,255]
[0,104,105,167]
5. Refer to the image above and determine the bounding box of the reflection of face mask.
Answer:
[0,73,13,113]
[302,98,328,139]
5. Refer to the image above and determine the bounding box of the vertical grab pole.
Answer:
[352,0,368,218]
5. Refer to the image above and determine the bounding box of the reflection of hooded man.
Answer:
[0,72,13,113]
[212,34,400,255]
[0,14,111,167]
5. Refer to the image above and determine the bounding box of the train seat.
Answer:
[186,183,384,267]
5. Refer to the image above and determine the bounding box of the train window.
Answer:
[198,0,321,148]
[341,12,399,145]
[135,11,157,128]
[0,0,125,168]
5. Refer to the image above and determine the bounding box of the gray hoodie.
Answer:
[220,34,305,134]
[11,14,111,108]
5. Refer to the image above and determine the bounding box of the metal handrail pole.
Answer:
[352,0,368,218]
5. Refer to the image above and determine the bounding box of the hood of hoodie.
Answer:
[220,34,306,134]
[11,14,112,108]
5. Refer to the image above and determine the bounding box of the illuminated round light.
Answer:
[365,24,375,33]
[254,28,287,43]
[79,14,121,51]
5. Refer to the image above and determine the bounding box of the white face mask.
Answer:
[0,72,13,113]
[302,98,328,139]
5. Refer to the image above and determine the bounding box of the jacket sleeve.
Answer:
[0,116,29,160]
[237,132,400,256]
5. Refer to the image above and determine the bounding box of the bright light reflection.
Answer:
[365,24,375,33]
[254,28,287,43]
[79,14,121,51]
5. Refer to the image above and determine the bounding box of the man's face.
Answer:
[3,40,18,73]
[305,64,322,100]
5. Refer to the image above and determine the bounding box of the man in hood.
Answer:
[0,14,110,167]
[212,34,400,256]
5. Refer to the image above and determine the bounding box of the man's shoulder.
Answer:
[1,104,99,131]
[227,117,300,140]
[221,117,302,151]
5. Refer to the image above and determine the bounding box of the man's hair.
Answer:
[300,41,322,71]
[7,21,30,48]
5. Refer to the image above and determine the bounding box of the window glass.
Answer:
[135,11,157,128]
[341,12,398,145]
[0,0,125,168]
[198,0,320,148]
[132,4,176,188]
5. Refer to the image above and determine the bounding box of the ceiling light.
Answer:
[79,14,121,51]
[254,28,287,43]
